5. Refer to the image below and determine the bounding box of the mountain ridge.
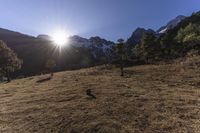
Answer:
[0,14,190,77]
[0,28,115,77]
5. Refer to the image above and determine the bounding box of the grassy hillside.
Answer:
[0,62,200,133]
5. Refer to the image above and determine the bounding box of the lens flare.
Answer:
[52,30,68,47]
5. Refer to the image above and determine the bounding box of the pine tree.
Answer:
[138,33,162,63]
[116,39,126,76]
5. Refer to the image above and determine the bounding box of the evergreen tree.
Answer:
[0,40,22,82]
[136,33,160,63]
[176,23,200,50]
[116,39,126,76]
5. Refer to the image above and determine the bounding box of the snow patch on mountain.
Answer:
[158,28,167,34]
[157,15,186,34]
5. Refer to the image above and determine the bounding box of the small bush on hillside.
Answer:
[45,59,56,78]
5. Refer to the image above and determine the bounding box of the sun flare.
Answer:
[52,30,69,47]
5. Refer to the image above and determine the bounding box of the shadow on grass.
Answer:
[36,77,52,83]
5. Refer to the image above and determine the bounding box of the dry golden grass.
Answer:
[0,63,199,133]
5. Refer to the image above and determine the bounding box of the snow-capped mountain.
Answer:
[69,36,115,59]
[157,15,186,34]
[89,36,115,59]
[69,35,91,47]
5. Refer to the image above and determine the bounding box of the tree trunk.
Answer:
[146,58,148,64]
[120,59,124,77]
[6,71,10,82]
[50,72,54,78]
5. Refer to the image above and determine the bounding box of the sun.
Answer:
[52,30,68,47]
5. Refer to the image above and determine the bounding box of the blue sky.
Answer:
[0,0,200,41]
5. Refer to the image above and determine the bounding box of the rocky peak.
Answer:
[126,27,155,46]
[157,15,186,34]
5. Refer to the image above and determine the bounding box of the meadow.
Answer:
[0,59,199,133]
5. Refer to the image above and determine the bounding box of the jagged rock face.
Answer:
[69,35,90,47]
[68,35,115,60]
[89,37,115,60]
[89,36,114,46]
[126,28,156,47]
[157,15,186,34]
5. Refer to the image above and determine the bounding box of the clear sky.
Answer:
[0,0,200,41]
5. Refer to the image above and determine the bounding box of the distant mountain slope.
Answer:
[157,15,186,34]
[0,28,38,47]
[0,28,115,77]
[167,11,200,35]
